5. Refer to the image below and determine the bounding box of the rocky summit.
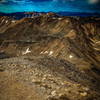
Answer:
[0,13,100,100]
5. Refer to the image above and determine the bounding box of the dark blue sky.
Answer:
[0,0,100,13]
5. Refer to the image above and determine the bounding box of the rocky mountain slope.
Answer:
[0,13,100,100]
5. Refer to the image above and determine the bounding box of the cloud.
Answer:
[0,0,34,5]
[0,0,100,13]
[0,0,7,3]
[88,0,99,4]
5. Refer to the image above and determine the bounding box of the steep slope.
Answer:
[0,15,99,67]
[0,14,100,100]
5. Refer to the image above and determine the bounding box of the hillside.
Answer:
[0,13,100,100]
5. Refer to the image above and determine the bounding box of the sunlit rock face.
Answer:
[0,13,100,100]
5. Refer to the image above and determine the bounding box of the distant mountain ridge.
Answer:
[0,11,100,19]
[0,12,59,19]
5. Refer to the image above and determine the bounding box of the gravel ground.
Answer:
[0,55,100,100]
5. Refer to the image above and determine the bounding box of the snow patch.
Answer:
[12,20,16,23]
[69,55,73,59]
[49,51,53,56]
[58,18,62,20]
[5,20,8,23]
[22,48,31,55]
[44,51,48,54]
